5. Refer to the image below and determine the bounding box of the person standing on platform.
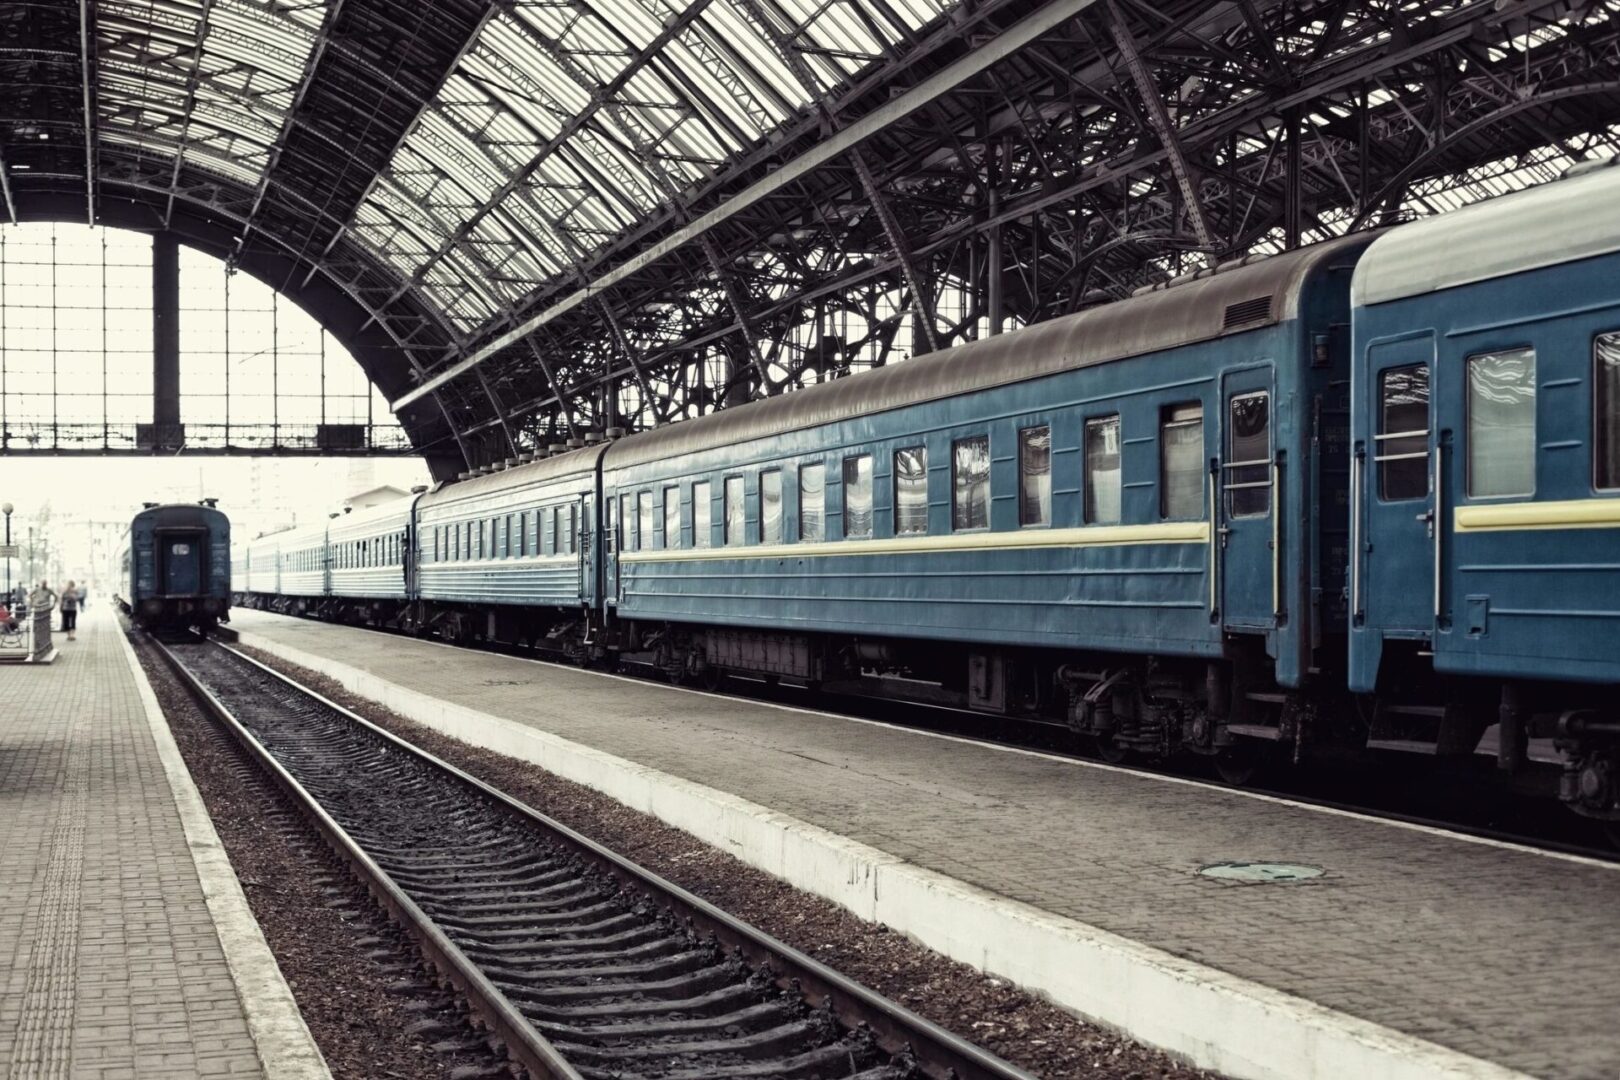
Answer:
[59,581,80,641]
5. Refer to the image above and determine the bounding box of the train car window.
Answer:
[1467,347,1536,498]
[693,481,713,548]
[1160,404,1204,519]
[952,436,990,531]
[543,508,554,555]
[843,455,873,540]
[665,487,682,549]
[1378,365,1430,501]
[760,471,783,543]
[563,503,576,555]
[1596,332,1620,490]
[619,494,634,551]
[1084,417,1122,525]
[799,464,824,541]
[725,476,747,546]
[639,491,656,550]
[1019,427,1051,527]
[528,511,539,556]
[894,447,928,536]
[1226,393,1271,517]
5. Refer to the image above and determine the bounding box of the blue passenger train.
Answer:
[235,159,1620,821]
[119,500,232,631]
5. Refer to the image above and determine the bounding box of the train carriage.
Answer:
[414,446,603,651]
[1348,158,1620,813]
[118,501,231,630]
[600,235,1373,761]
[326,497,416,619]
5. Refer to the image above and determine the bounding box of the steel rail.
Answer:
[150,635,587,1080]
[153,634,1039,1080]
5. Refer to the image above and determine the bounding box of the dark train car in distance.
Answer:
[118,500,232,630]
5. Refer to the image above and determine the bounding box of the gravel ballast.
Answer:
[237,642,1220,1080]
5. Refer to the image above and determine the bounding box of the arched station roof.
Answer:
[1,0,1618,473]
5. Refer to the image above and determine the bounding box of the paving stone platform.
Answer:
[232,609,1620,1080]
[0,607,302,1080]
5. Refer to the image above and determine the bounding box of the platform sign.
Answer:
[0,544,17,558]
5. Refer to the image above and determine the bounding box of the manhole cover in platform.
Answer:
[1198,861,1323,883]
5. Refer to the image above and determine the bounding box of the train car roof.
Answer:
[420,442,606,507]
[327,496,416,538]
[605,233,1371,470]
[131,502,228,526]
[1352,158,1620,308]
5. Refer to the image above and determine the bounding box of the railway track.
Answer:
[152,635,1037,1080]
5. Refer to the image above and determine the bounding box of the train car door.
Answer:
[162,533,203,595]
[1219,366,1277,629]
[1357,333,1436,641]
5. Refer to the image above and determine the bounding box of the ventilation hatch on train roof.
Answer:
[1222,295,1273,329]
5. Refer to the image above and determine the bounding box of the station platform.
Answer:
[231,609,1619,1080]
[0,607,326,1079]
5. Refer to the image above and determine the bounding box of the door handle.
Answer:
[1217,525,1233,548]
[1416,508,1434,538]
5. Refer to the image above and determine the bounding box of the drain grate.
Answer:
[1198,861,1324,883]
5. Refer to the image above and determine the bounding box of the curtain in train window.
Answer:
[692,481,712,548]
[1597,333,1620,490]
[759,471,783,543]
[843,455,873,539]
[1467,348,1536,498]
[1084,417,1122,524]
[1378,366,1430,500]
[725,477,747,545]
[1160,404,1204,519]
[1226,393,1271,518]
[799,464,824,541]
[952,436,990,531]
[1019,426,1051,527]
[664,486,682,549]
[638,491,655,551]
[893,447,928,535]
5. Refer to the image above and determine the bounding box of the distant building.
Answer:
[345,484,412,511]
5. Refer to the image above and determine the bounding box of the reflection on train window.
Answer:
[760,471,783,544]
[1160,403,1204,519]
[1378,366,1429,500]
[725,477,747,546]
[894,447,928,536]
[1467,347,1536,498]
[843,455,873,540]
[799,464,825,542]
[665,486,682,549]
[692,481,713,549]
[1226,393,1271,518]
[639,491,655,551]
[1085,416,1122,525]
[1597,333,1620,490]
[1019,426,1051,527]
[952,436,990,531]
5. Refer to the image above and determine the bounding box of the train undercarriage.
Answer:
[234,590,1619,823]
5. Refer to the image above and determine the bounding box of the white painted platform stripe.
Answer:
[118,624,332,1080]
[238,627,1536,1080]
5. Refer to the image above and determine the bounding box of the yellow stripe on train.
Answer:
[1453,498,1620,533]
[619,520,1210,564]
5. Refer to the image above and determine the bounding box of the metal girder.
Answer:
[77,0,94,224]
[393,0,1104,410]
[1102,0,1212,252]
[229,0,348,265]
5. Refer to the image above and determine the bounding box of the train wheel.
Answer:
[1087,732,1129,764]
[1213,741,1269,786]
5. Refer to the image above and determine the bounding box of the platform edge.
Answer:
[237,627,1531,1080]
[119,626,333,1080]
